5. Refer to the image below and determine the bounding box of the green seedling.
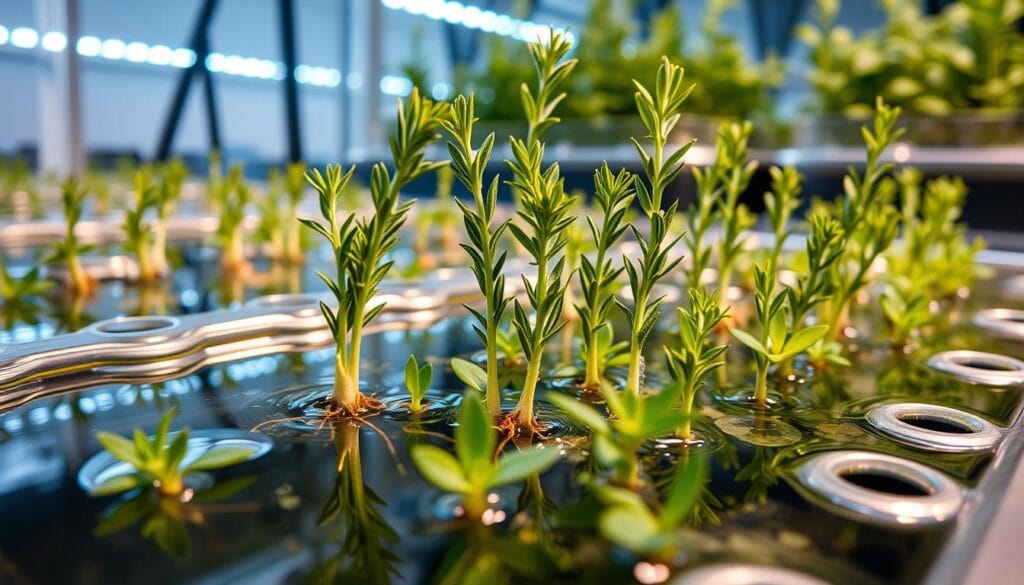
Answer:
[684,158,723,287]
[217,165,249,271]
[405,354,433,414]
[124,167,159,281]
[819,98,903,341]
[443,94,509,417]
[506,137,575,431]
[283,162,308,262]
[409,392,561,521]
[881,285,934,349]
[577,322,630,381]
[90,408,259,498]
[763,165,802,272]
[665,287,728,441]
[577,164,634,390]
[590,452,705,561]
[1,263,51,302]
[301,88,447,415]
[152,159,187,275]
[888,171,985,298]
[549,383,688,488]
[729,265,829,405]
[503,30,578,432]
[621,56,693,397]
[714,121,758,311]
[50,177,93,294]
[257,169,286,259]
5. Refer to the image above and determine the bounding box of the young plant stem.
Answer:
[622,56,693,397]
[443,94,508,418]
[579,164,634,390]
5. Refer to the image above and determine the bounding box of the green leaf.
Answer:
[547,392,610,435]
[661,454,706,528]
[96,431,142,468]
[405,355,421,396]
[781,324,829,358]
[598,506,665,555]
[489,447,561,488]
[184,444,258,472]
[729,328,767,356]
[89,474,140,497]
[455,392,495,477]
[451,357,487,393]
[409,444,473,494]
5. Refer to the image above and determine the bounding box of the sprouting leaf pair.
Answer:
[550,384,688,487]
[409,393,561,519]
[665,288,729,438]
[91,408,258,497]
[405,355,433,414]
[731,265,829,364]
[590,453,705,559]
[730,264,828,404]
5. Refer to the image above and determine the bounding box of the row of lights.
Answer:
[380,0,573,44]
[0,24,350,90]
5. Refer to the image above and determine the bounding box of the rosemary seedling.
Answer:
[152,159,187,276]
[819,98,903,340]
[683,161,722,287]
[50,177,92,294]
[506,137,576,430]
[577,164,635,390]
[763,165,801,272]
[665,287,728,441]
[881,285,933,349]
[124,167,159,282]
[730,265,828,405]
[621,57,693,397]
[714,121,758,309]
[502,30,578,431]
[442,94,509,417]
[90,408,259,497]
[218,165,249,271]
[409,392,561,521]
[302,88,447,415]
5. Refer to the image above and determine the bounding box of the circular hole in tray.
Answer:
[895,414,975,434]
[94,316,178,335]
[837,469,931,497]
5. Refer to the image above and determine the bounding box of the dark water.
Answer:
[0,243,1022,585]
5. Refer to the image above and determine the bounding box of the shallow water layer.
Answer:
[0,245,1022,585]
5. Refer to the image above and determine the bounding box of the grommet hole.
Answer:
[895,414,975,434]
[838,469,931,497]
[250,294,319,308]
[95,317,177,334]
[959,359,1017,372]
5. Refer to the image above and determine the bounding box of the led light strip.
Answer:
[0,23,351,90]
[379,0,574,44]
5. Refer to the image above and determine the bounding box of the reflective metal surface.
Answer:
[795,450,964,526]
[866,402,1002,453]
[926,350,1024,386]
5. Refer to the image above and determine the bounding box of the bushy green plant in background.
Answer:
[461,0,781,124]
[800,0,1024,115]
